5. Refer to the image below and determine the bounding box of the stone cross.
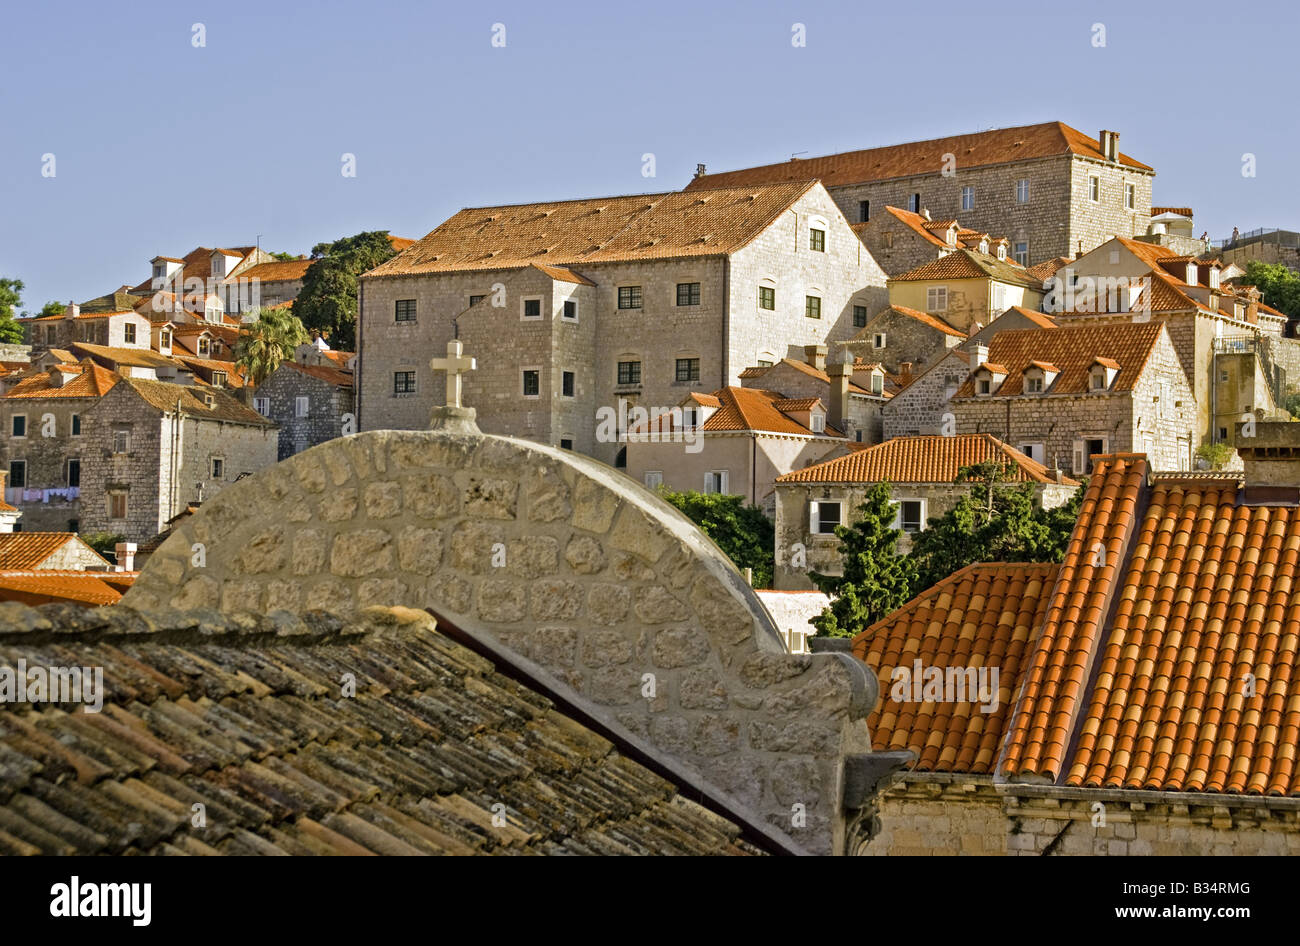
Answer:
[430,339,476,408]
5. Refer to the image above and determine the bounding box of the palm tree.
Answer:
[234,307,309,388]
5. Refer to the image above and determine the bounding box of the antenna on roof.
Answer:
[791,151,808,160]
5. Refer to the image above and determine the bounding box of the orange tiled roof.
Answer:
[236,259,312,282]
[0,569,135,606]
[1001,453,1150,780]
[852,562,1058,773]
[26,309,134,322]
[999,306,1059,330]
[283,360,353,388]
[890,248,1042,288]
[0,360,119,400]
[775,433,1078,484]
[387,235,415,251]
[1150,206,1193,217]
[863,304,966,339]
[686,121,1153,191]
[1025,256,1072,282]
[0,533,100,570]
[631,386,841,438]
[130,246,255,295]
[530,262,597,286]
[953,321,1165,399]
[364,182,817,278]
[874,207,950,247]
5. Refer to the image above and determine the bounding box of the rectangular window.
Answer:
[66,459,80,488]
[1026,376,1044,393]
[559,438,573,450]
[1073,438,1108,474]
[522,369,540,397]
[11,415,25,438]
[1015,179,1030,204]
[1013,241,1029,266]
[393,371,416,394]
[811,500,842,535]
[108,491,127,520]
[870,374,883,396]
[676,283,701,306]
[853,305,867,328]
[211,457,224,479]
[758,286,775,310]
[644,471,664,489]
[809,228,825,252]
[977,378,991,395]
[1091,370,1107,391]
[809,413,825,433]
[113,429,130,454]
[562,371,575,397]
[873,333,886,349]
[703,471,729,495]
[805,296,821,319]
[1125,184,1135,210]
[908,193,921,213]
[71,414,81,436]
[469,294,485,307]
[522,298,542,319]
[617,361,641,385]
[211,371,227,388]
[961,186,974,211]
[927,287,948,312]
[394,299,417,322]
[123,323,137,344]
[160,330,171,349]
[618,286,642,309]
[295,396,309,417]
[1019,443,1045,465]
[675,358,700,382]
[253,397,270,416]
[1089,175,1100,202]
[563,299,577,321]
[859,200,870,222]
[9,460,26,489]
[899,500,925,533]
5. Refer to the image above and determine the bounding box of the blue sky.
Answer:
[2,0,1296,310]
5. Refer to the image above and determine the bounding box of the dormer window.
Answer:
[995,244,1007,261]
[1186,262,1198,284]
[1025,375,1044,393]
[977,378,992,395]
[198,337,211,356]
[809,412,826,433]
[1024,361,1058,394]
[153,264,164,281]
[927,287,948,312]
[1209,267,1220,289]
[870,373,883,396]
[978,239,989,254]
[1090,369,1107,390]
[212,371,227,388]
[160,329,172,350]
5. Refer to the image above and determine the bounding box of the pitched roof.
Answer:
[0,360,120,400]
[953,321,1166,398]
[876,206,950,247]
[364,182,817,278]
[862,304,965,339]
[70,343,180,370]
[889,248,1042,288]
[234,259,312,282]
[0,605,761,855]
[1025,256,1073,282]
[0,533,106,570]
[79,290,144,313]
[174,356,249,388]
[282,360,354,388]
[745,357,874,396]
[686,121,1153,191]
[130,246,255,296]
[118,377,275,427]
[852,563,1058,772]
[0,569,134,606]
[531,263,597,286]
[776,433,1078,484]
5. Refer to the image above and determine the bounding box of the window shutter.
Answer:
[1073,439,1085,475]
[718,471,728,494]
[808,501,819,533]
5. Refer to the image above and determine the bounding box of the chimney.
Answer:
[46,364,78,388]
[1100,129,1120,162]
[804,344,828,372]
[1237,421,1300,500]
[899,361,913,382]
[114,541,137,572]
[695,163,707,179]
[64,301,79,320]
[921,208,931,221]
[972,341,989,365]
[827,360,851,431]
[1245,285,1260,324]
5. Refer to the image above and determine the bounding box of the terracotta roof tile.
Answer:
[1025,257,1072,282]
[889,248,1042,288]
[530,263,597,286]
[364,182,817,278]
[120,377,275,427]
[0,361,119,400]
[776,434,1078,484]
[0,533,106,570]
[861,304,965,339]
[235,259,312,283]
[0,570,134,606]
[687,121,1153,191]
[875,207,950,247]
[852,563,1058,773]
[283,360,353,388]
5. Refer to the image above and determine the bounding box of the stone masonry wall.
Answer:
[256,365,353,460]
[0,394,90,531]
[882,350,967,438]
[124,426,880,855]
[865,774,1300,856]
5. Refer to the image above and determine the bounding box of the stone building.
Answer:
[950,320,1196,473]
[853,445,1300,855]
[845,304,966,377]
[738,344,889,442]
[1217,227,1300,277]
[879,308,1059,439]
[253,359,355,460]
[226,258,312,312]
[772,433,1078,589]
[356,181,888,465]
[21,303,152,353]
[886,248,1045,335]
[687,121,1155,265]
[0,359,120,532]
[622,385,852,515]
[79,377,278,542]
[852,205,1014,277]
[0,530,109,570]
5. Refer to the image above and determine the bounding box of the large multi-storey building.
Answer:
[357,182,888,465]
[687,121,1155,266]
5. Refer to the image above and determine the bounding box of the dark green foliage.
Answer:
[658,490,775,588]
[808,482,917,638]
[0,277,26,344]
[81,531,126,560]
[293,232,398,349]
[1238,260,1300,321]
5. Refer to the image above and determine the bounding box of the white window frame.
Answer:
[703,470,729,495]
[1015,179,1030,204]
[1090,369,1108,391]
[893,499,927,533]
[521,367,542,399]
[1019,442,1045,465]
[211,457,225,480]
[977,377,992,396]
[809,500,842,535]
[644,471,664,489]
[520,295,544,321]
[561,298,578,322]
[1073,436,1109,475]
[1013,241,1029,266]
[961,185,975,211]
[1089,175,1100,202]
[927,287,948,312]
[809,413,826,433]
[295,396,310,418]
[1124,183,1135,210]
[873,332,886,349]
[113,429,131,454]
[253,396,270,417]
[1024,373,1044,394]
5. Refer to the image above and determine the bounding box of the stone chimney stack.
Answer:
[804,344,828,372]
[64,301,79,320]
[115,541,137,572]
[899,361,913,383]
[1237,421,1300,501]
[695,163,707,179]
[1099,130,1120,162]
[921,208,931,221]
[827,360,852,432]
[972,341,989,365]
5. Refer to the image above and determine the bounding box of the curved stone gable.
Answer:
[126,428,877,854]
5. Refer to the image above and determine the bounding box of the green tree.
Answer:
[270,251,301,262]
[0,277,26,344]
[1196,440,1234,471]
[234,307,310,388]
[80,531,125,560]
[909,461,1081,593]
[658,490,774,588]
[1238,260,1300,321]
[809,482,917,638]
[293,231,398,349]
[35,301,66,319]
